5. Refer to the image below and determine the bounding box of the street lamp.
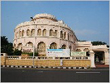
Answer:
[30,17,35,67]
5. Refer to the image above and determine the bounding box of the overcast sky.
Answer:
[1,1,109,44]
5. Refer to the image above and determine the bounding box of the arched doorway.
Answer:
[94,51,105,65]
[76,49,81,52]
[26,42,33,47]
[17,43,22,50]
[83,48,90,56]
[50,42,57,49]
[37,42,46,56]
[61,44,66,49]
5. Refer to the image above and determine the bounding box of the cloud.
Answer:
[74,29,98,36]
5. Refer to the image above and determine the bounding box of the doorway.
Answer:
[94,51,105,66]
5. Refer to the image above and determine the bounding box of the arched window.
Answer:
[71,35,74,42]
[54,30,57,37]
[37,42,46,55]
[60,31,63,38]
[83,48,89,52]
[27,29,30,36]
[22,30,24,37]
[17,43,22,50]
[26,42,33,47]
[31,29,35,36]
[70,35,71,41]
[76,49,81,52]
[61,44,66,49]
[19,31,22,37]
[49,29,53,36]
[64,32,66,39]
[42,29,46,36]
[50,42,57,49]
[68,33,69,40]
[83,48,90,56]
[37,29,41,36]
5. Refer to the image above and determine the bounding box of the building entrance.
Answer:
[94,51,105,67]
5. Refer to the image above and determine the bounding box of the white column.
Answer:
[19,56,21,59]
[104,50,109,65]
[90,51,95,68]
[60,59,63,66]
[58,30,61,38]
[3,53,8,56]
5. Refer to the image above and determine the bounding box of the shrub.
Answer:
[13,49,22,55]
[22,52,38,56]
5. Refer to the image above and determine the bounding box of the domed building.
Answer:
[13,13,109,66]
[13,13,78,56]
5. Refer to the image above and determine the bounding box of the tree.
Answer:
[13,49,22,55]
[1,36,13,55]
[1,36,8,46]
[22,52,38,56]
[91,41,107,45]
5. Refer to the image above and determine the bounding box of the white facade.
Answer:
[13,13,109,66]
[13,13,77,56]
[75,42,109,66]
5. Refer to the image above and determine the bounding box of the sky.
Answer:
[1,1,109,44]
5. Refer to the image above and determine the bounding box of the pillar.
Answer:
[104,50,109,65]
[1,53,7,65]
[90,51,95,68]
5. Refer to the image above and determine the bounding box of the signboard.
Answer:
[71,51,86,56]
[47,49,70,57]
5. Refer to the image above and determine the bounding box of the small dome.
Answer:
[33,13,57,21]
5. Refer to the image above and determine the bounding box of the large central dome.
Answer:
[33,13,57,21]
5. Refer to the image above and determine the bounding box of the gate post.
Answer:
[90,51,95,68]
[104,50,109,65]
[60,59,63,66]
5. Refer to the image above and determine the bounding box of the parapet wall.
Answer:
[1,56,91,67]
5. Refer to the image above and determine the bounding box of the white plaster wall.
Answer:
[13,14,78,53]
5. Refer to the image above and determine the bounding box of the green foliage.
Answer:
[1,36,9,46]
[91,41,109,47]
[13,49,22,55]
[22,52,38,56]
[1,36,13,55]
[91,41,107,45]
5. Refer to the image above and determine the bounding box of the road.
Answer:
[1,68,109,82]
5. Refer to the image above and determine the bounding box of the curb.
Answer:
[1,65,87,69]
